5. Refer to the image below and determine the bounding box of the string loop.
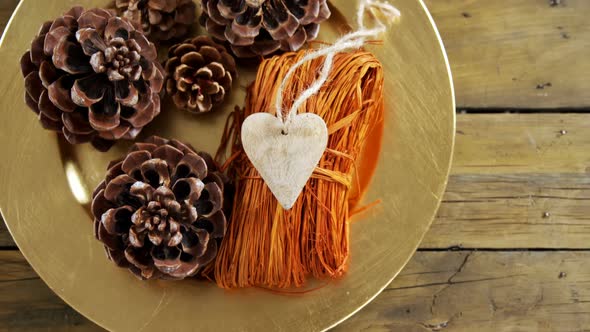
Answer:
[274,0,401,132]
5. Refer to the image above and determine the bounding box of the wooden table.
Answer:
[2,1,589,331]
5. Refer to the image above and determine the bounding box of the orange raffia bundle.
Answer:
[214,50,384,288]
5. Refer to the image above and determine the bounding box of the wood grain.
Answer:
[421,113,590,248]
[0,251,101,332]
[452,114,590,174]
[0,0,17,34]
[423,173,590,249]
[2,114,589,249]
[0,0,589,331]
[426,0,590,109]
[0,222,13,248]
[3,250,590,332]
[5,174,589,249]
[337,251,590,332]
[2,0,589,109]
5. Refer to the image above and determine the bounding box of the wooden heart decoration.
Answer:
[241,112,329,209]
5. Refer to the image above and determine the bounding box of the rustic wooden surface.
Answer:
[429,0,590,109]
[338,251,590,331]
[1,0,590,331]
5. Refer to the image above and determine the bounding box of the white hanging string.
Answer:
[274,0,401,132]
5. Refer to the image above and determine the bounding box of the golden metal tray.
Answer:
[0,0,454,330]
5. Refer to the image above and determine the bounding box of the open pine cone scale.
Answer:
[164,36,236,113]
[20,6,164,150]
[116,0,197,41]
[92,136,228,280]
[200,0,330,57]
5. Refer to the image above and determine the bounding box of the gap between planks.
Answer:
[0,2,587,331]
[1,0,590,109]
[3,113,590,249]
[2,250,590,332]
[425,0,590,109]
[337,250,590,332]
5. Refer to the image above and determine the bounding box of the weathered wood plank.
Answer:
[422,173,590,249]
[0,0,17,35]
[1,3,589,252]
[426,0,590,108]
[0,220,13,248]
[2,114,590,249]
[0,251,101,332]
[2,250,590,331]
[337,251,590,331]
[452,113,590,174]
[3,171,588,252]
[2,0,589,109]
[421,113,590,249]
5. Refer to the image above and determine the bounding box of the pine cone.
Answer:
[199,0,331,58]
[116,0,197,42]
[20,6,164,151]
[164,36,236,113]
[91,136,229,280]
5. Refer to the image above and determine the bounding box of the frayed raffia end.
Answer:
[212,50,385,289]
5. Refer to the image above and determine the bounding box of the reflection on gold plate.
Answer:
[0,0,454,331]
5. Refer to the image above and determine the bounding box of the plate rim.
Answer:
[323,0,456,329]
[0,0,456,330]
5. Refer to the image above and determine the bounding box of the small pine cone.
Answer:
[164,36,236,113]
[91,136,229,280]
[199,0,331,58]
[20,7,164,151]
[116,0,197,42]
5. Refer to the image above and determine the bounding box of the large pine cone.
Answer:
[91,136,229,280]
[20,7,164,151]
[116,0,197,42]
[164,36,236,113]
[199,0,331,58]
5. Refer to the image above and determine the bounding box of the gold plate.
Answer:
[0,0,454,331]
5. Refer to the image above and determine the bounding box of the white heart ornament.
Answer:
[241,113,328,209]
